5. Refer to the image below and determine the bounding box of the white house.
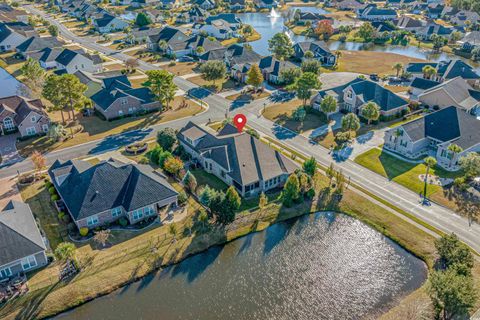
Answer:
[0,22,36,52]
[94,14,129,33]
[54,48,103,74]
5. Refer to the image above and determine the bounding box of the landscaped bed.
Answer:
[16,97,204,157]
[226,91,270,101]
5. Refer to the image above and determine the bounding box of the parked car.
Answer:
[369,74,379,81]
[177,56,194,62]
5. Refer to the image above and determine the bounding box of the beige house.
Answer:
[0,96,50,137]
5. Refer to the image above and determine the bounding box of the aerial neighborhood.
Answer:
[1,0,480,318]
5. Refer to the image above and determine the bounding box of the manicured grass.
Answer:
[20,181,66,250]
[354,148,461,198]
[225,91,270,101]
[384,85,409,93]
[333,51,424,76]
[191,168,228,192]
[17,97,204,157]
[262,99,327,133]
[188,75,238,92]
[160,62,199,76]
[221,27,261,46]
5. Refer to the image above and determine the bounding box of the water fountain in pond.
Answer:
[268,7,280,18]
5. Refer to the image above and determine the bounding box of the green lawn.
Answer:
[191,169,228,192]
[354,148,461,198]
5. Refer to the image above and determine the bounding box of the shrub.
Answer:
[79,227,89,237]
[51,194,59,202]
[178,191,188,205]
[58,211,65,220]
[119,217,128,227]
[44,180,52,188]
[305,188,315,199]
[62,214,71,223]
[48,186,56,194]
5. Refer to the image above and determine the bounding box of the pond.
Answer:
[55,212,427,320]
[238,9,479,69]
[0,67,28,98]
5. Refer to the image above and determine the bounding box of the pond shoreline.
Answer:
[44,200,430,320]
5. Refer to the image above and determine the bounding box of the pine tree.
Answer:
[246,64,264,91]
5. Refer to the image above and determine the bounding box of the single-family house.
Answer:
[177,7,209,23]
[73,70,103,97]
[146,26,188,53]
[418,76,480,112]
[457,31,480,51]
[395,16,425,32]
[295,12,333,25]
[193,19,240,39]
[416,22,453,40]
[384,106,480,169]
[357,4,397,20]
[205,13,242,27]
[0,201,48,281]
[195,0,215,10]
[199,46,227,62]
[127,27,163,44]
[15,36,64,59]
[292,41,337,66]
[145,9,165,23]
[259,56,297,84]
[330,0,365,11]
[386,0,416,9]
[93,14,129,33]
[409,77,440,99]
[35,48,63,69]
[0,22,36,52]
[0,4,29,23]
[54,48,103,74]
[405,60,480,85]
[178,122,297,197]
[426,3,444,18]
[227,0,246,10]
[225,44,262,82]
[371,21,397,33]
[254,0,278,9]
[0,96,50,137]
[449,10,480,27]
[312,78,409,118]
[48,158,179,230]
[91,75,161,120]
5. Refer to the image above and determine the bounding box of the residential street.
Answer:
[9,5,480,254]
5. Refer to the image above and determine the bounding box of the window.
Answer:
[3,117,14,130]
[21,256,37,271]
[31,115,36,122]
[441,149,446,157]
[87,215,99,226]
[346,90,352,99]
[144,206,154,216]
[121,98,128,105]
[128,107,134,114]
[118,110,124,116]
[42,124,49,132]
[0,267,12,278]
[132,209,143,220]
[111,207,122,217]
[26,127,36,136]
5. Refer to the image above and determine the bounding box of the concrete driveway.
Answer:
[0,176,21,209]
[0,133,23,167]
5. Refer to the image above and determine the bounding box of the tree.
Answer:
[304,50,314,59]
[301,59,322,75]
[199,60,226,87]
[357,22,375,42]
[422,65,437,79]
[423,156,437,202]
[435,233,474,275]
[427,269,477,320]
[431,34,448,51]
[31,151,46,178]
[146,70,177,109]
[326,162,335,186]
[156,128,177,151]
[93,230,111,248]
[43,75,67,123]
[20,58,45,95]
[196,46,205,55]
[289,72,321,106]
[48,24,59,36]
[243,24,253,35]
[319,95,337,120]
[268,32,294,60]
[279,67,302,85]
[246,64,264,90]
[135,12,151,26]
[361,102,380,125]
[303,156,317,176]
[459,152,480,178]
[47,123,66,142]
[292,106,306,122]
[225,186,241,212]
[314,19,334,40]
[283,173,300,207]
[163,157,184,177]
[183,171,197,193]
[341,113,360,137]
[55,242,76,262]
[392,62,403,77]
[199,186,215,207]
[197,209,209,231]
[50,74,87,122]
[125,58,139,73]
[447,144,463,168]
[169,223,177,243]
[158,40,168,53]
[259,192,268,209]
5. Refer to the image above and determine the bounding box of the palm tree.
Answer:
[423,156,437,202]
[422,65,437,80]
[392,63,403,77]
[447,144,463,168]
[335,50,342,66]
[393,128,402,150]
[158,40,168,53]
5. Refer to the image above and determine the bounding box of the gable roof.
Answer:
[410,77,440,90]
[148,26,188,45]
[48,158,178,220]
[294,40,333,58]
[405,62,438,73]
[259,55,296,77]
[0,201,46,267]
[206,13,241,25]
[178,122,297,185]
[437,59,480,80]
[348,80,408,111]
[459,31,480,45]
[0,22,36,43]
[420,76,480,111]
[94,14,116,27]
[225,44,262,65]
[16,36,64,53]
[0,95,47,125]
[402,106,480,149]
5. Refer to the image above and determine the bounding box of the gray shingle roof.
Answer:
[410,77,440,90]
[349,80,408,111]
[48,159,178,220]
[16,36,64,53]
[0,201,46,267]
[178,122,297,186]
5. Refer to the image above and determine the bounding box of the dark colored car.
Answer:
[369,74,379,81]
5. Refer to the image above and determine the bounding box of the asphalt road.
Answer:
[11,6,480,253]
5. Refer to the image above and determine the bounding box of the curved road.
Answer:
[7,5,480,254]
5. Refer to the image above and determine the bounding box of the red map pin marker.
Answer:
[233,114,247,133]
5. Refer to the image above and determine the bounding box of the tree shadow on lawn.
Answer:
[378,150,418,181]
[88,128,152,155]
